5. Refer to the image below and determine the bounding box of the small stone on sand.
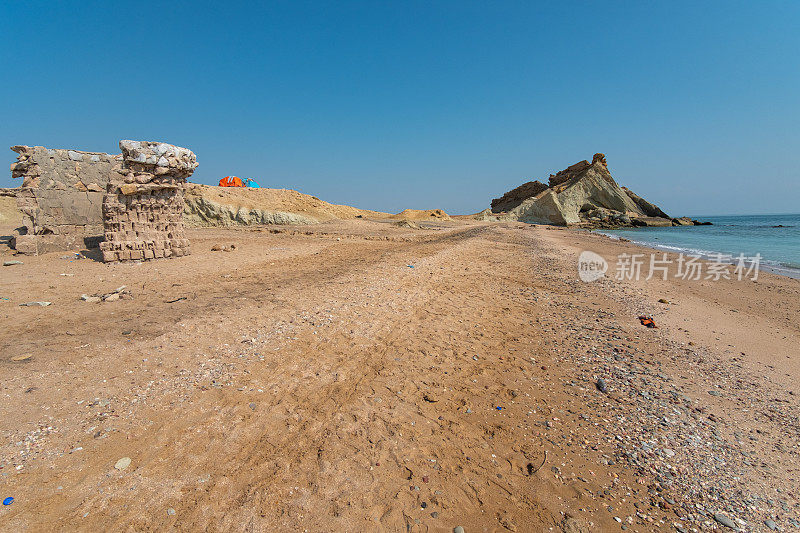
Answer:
[713,513,736,528]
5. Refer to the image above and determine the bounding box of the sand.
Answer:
[0,195,21,226]
[0,219,797,532]
[390,209,451,221]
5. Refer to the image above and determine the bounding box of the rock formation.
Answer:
[185,194,319,226]
[547,155,604,187]
[490,181,548,213]
[671,216,694,226]
[490,154,701,228]
[99,141,196,262]
[621,186,670,219]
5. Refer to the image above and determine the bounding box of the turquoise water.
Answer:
[598,214,800,278]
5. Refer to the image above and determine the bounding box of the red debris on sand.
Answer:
[638,315,658,328]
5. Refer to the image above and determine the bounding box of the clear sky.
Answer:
[1,1,798,216]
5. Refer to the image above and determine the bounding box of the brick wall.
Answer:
[100,141,197,262]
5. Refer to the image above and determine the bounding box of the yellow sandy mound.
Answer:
[391,208,451,221]
[393,219,420,229]
[0,193,21,225]
[185,184,387,222]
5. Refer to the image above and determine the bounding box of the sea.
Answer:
[597,214,800,279]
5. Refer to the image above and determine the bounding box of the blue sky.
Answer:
[1,1,798,216]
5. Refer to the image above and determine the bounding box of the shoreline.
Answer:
[548,226,800,387]
[537,225,800,530]
[593,229,800,280]
[589,212,800,280]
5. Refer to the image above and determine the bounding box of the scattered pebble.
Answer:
[713,513,736,529]
[81,286,130,303]
[114,457,132,471]
[211,243,237,252]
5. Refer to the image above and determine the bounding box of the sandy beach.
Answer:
[3,1,799,530]
[0,219,797,532]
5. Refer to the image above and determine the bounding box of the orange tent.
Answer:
[219,176,244,187]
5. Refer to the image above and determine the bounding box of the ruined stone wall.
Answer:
[100,141,197,262]
[10,146,119,254]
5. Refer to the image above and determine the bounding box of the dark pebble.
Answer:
[713,513,736,528]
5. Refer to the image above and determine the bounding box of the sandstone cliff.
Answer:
[621,187,670,219]
[490,181,548,213]
[490,154,691,228]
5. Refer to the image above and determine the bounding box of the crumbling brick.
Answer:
[99,141,197,262]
